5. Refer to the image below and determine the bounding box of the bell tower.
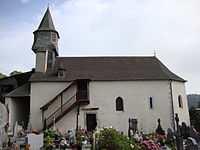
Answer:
[32,7,60,72]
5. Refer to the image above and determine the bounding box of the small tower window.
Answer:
[116,97,124,111]
[149,97,154,109]
[178,95,183,108]
[51,33,57,43]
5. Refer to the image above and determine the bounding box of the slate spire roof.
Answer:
[34,7,59,37]
[38,7,55,31]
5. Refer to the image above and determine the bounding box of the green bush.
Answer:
[96,127,141,150]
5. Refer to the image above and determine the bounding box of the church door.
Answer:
[86,114,97,131]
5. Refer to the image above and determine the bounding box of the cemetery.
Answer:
[0,101,200,150]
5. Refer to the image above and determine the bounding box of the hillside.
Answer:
[187,94,200,109]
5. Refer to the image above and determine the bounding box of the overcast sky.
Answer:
[0,0,199,94]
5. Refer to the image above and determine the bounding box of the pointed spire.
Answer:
[37,7,56,31]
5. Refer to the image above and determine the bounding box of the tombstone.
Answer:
[185,137,198,150]
[128,118,138,138]
[175,113,183,150]
[155,118,165,135]
[26,133,43,150]
[181,122,189,139]
[27,114,32,133]
[166,128,175,143]
[188,127,200,143]
[13,121,19,137]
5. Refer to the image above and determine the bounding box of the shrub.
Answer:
[96,127,141,150]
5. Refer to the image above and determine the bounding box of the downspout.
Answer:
[76,102,80,130]
[169,80,175,131]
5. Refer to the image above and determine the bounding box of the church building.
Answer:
[5,8,190,134]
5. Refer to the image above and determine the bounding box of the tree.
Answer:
[9,71,22,76]
[0,73,7,78]
[189,107,200,132]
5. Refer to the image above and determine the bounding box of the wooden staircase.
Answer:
[40,80,89,129]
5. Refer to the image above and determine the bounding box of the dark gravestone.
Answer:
[189,127,200,143]
[156,118,165,135]
[181,122,189,139]
[185,137,198,150]
[128,118,138,138]
[175,113,183,150]
[166,128,175,143]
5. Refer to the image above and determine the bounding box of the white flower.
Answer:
[130,144,134,148]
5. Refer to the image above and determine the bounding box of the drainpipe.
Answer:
[169,80,175,131]
[76,102,80,130]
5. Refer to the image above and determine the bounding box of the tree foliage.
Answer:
[10,70,22,76]
[189,107,200,132]
[0,73,7,79]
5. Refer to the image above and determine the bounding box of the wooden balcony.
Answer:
[76,90,89,104]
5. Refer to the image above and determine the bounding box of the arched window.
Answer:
[178,95,183,108]
[116,97,124,111]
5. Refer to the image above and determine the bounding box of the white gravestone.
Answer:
[13,121,19,137]
[27,114,32,133]
[26,133,43,150]
[0,102,8,147]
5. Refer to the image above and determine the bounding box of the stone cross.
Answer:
[175,113,183,150]
[155,118,165,135]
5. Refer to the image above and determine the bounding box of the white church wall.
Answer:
[44,83,77,119]
[79,80,174,135]
[30,80,189,134]
[54,106,78,133]
[30,82,71,130]
[171,81,190,125]
[5,97,29,129]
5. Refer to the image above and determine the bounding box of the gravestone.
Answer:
[26,133,43,150]
[155,118,165,135]
[185,137,198,150]
[128,118,138,138]
[175,113,183,150]
[181,122,189,139]
[189,127,200,143]
[27,114,32,133]
[0,102,8,148]
[166,128,175,143]
[13,121,19,137]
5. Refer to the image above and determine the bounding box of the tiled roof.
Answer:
[30,56,185,82]
[5,83,30,97]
